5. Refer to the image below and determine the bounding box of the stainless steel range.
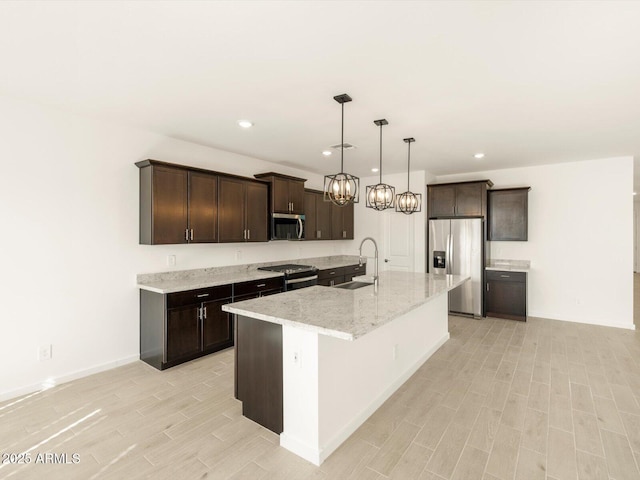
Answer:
[257,264,318,291]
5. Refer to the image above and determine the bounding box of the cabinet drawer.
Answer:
[167,284,232,309]
[344,263,366,276]
[318,267,346,280]
[234,277,284,297]
[486,270,526,283]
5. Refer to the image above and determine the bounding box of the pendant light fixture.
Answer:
[324,93,359,206]
[366,119,395,211]
[396,137,422,214]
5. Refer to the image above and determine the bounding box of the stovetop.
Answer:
[258,264,317,275]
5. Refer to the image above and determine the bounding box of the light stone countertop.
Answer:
[222,271,469,341]
[137,255,365,294]
[485,259,530,273]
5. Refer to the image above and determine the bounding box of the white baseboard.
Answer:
[528,313,636,331]
[0,355,139,402]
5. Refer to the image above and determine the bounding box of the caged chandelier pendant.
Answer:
[366,119,395,211]
[324,94,359,206]
[396,137,422,214]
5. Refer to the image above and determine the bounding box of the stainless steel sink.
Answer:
[334,281,373,290]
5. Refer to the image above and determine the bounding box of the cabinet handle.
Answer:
[185,229,189,241]
[203,306,207,319]
[343,230,346,238]
[256,283,266,288]
[190,229,194,241]
[317,230,321,239]
[247,229,250,240]
[330,280,334,286]
[243,229,246,240]
[500,274,510,278]
[197,307,202,320]
[196,293,209,298]
[487,284,490,291]
[329,271,335,275]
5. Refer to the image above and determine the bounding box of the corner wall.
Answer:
[0,96,354,400]
[435,157,634,329]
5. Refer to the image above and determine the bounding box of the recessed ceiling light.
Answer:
[371,168,379,173]
[474,153,485,159]
[237,120,253,128]
[322,150,332,156]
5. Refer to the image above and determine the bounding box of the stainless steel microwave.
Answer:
[271,213,304,240]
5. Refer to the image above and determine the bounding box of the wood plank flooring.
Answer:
[1,314,640,479]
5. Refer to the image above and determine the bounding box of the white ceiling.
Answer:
[2,1,640,188]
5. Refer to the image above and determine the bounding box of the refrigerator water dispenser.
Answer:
[433,251,446,269]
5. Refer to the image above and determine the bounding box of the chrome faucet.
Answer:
[358,237,379,293]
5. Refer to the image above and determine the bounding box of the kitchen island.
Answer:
[222,271,468,465]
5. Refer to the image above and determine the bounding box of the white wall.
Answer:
[0,96,353,400]
[435,157,634,329]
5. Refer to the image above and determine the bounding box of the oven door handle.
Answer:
[286,275,318,285]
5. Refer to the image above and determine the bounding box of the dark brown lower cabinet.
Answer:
[485,270,527,321]
[317,263,366,286]
[141,285,233,370]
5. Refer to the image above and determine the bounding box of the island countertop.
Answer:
[222,271,468,341]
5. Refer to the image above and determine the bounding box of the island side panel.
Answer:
[236,315,283,434]
[279,293,450,465]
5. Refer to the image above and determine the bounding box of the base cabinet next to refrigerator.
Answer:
[485,270,527,321]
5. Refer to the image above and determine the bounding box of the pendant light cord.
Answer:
[407,140,411,190]
[340,101,345,174]
[379,123,383,183]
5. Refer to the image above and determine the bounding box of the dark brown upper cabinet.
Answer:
[137,161,218,245]
[488,187,530,241]
[254,173,306,214]
[331,202,354,240]
[304,190,318,240]
[427,180,493,219]
[218,177,268,243]
[304,189,351,240]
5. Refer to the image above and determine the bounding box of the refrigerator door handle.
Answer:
[445,233,451,274]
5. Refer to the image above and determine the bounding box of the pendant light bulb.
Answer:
[366,119,395,211]
[324,94,359,206]
[396,137,422,215]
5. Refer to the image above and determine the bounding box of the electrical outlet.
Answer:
[166,255,176,266]
[38,344,52,361]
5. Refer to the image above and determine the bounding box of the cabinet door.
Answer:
[166,305,201,361]
[455,183,483,216]
[331,203,344,239]
[485,272,527,321]
[488,189,528,241]
[428,185,456,218]
[289,180,305,214]
[245,182,268,242]
[342,203,354,239]
[315,193,332,240]
[272,177,290,213]
[188,171,218,243]
[304,191,317,240]
[202,299,232,352]
[218,177,246,242]
[152,166,188,244]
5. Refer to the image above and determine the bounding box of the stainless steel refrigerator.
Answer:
[428,218,483,317]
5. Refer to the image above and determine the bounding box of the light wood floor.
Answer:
[2,315,640,480]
